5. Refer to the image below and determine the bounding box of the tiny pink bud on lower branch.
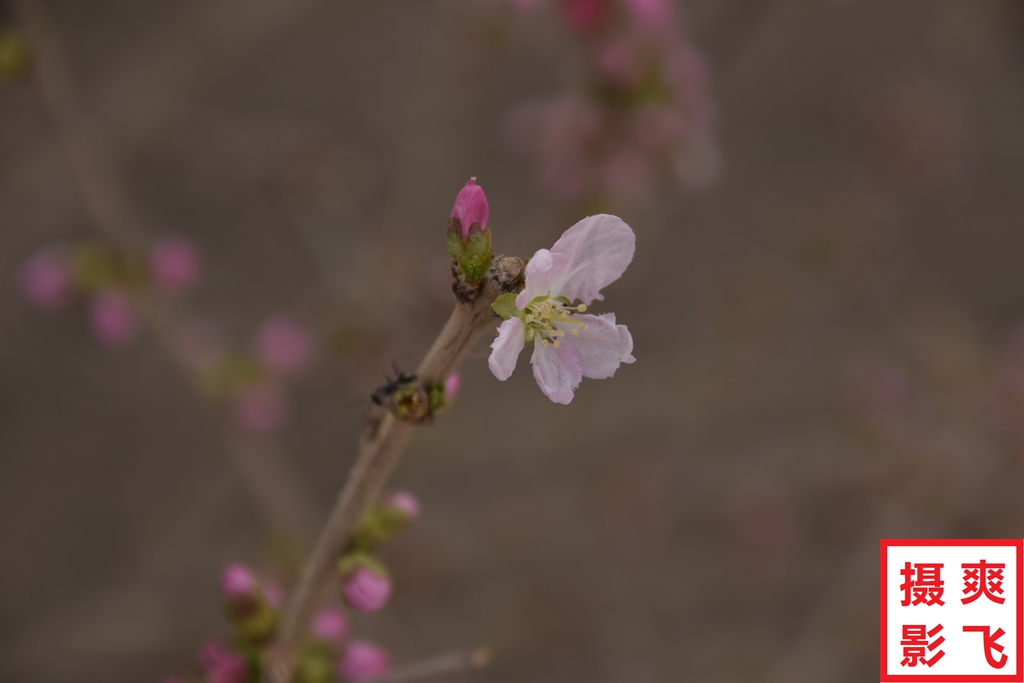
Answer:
[199,642,248,683]
[221,563,257,601]
[444,372,461,399]
[384,490,420,521]
[341,564,392,613]
[338,641,390,682]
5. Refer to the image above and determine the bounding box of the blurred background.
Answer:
[3,0,1024,681]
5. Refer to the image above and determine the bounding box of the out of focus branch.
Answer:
[376,647,493,683]
[12,0,317,540]
[270,265,521,682]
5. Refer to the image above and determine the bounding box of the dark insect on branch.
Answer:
[370,361,418,406]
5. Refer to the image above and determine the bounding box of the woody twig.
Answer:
[269,260,522,682]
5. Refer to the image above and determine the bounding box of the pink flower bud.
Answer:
[385,491,420,521]
[311,607,348,642]
[443,373,461,399]
[199,642,247,683]
[449,179,489,240]
[232,383,287,433]
[255,315,312,375]
[338,641,390,682]
[19,249,71,310]
[221,563,256,600]
[149,236,202,293]
[89,291,137,347]
[342,566,391,613]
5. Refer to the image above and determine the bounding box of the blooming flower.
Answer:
[488,215,635,404]
[338,641,390,682]
[341,565,391,613]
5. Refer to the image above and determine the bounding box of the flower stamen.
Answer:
[522,296,589,347]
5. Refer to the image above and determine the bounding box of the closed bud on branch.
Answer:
[199,641,248,683]
[384,490,420,521]
[219,563,278,643]
[338,554,392,613]
[446,178,493,297]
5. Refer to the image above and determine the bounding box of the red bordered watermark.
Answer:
[881,539,1024,682]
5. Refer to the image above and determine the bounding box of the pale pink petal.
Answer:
[544,218,630,305]
[516,249,564,309]
[530,342,582,404]
[488,317,525,381]
[555,313,635,380]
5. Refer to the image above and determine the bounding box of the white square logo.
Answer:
[881,539,1023,682]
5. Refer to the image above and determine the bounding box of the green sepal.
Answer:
[427,380,447,413]
[448,228,493,285]
[72,244,148,292]
[352,505,409,548]
[294,642,337,683]
[0,30,29,81]
[199,352,266,397]
[337,551,387,578]
[491,292,524,321]
[389,384,432,423]
[226,595,278,646]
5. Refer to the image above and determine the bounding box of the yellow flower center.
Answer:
[523,297,588,348]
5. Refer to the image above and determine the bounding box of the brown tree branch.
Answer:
[269,263,522,682]
[376,647,493,683]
